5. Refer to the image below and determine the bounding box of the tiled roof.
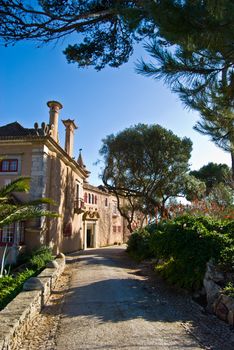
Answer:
[0,122,44,137]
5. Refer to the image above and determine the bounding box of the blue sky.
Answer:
[0,40,231,185]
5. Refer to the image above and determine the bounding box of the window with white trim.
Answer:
[0,222,25,246]
[1,224,14,243]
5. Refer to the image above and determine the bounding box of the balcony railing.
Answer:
[74,198,85,214]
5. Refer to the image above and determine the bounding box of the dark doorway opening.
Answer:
[87,229,92,248]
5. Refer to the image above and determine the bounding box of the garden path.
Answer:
[18,246,234,350]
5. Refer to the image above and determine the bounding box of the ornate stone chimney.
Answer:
[47,100,63,142]
[62,119,78,158]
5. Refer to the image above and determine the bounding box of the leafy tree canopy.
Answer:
[100,123,192,229]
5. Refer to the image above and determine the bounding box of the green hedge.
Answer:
[127,215,234,290]
[0,246,53,310]
[126,228,154,261]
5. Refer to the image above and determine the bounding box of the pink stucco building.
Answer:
[0,101,128,264]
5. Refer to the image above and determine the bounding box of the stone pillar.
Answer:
[62,119,78,158]
[47,101,63,143]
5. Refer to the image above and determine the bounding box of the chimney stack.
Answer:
[47,101,63,142]
[62,119,78,158]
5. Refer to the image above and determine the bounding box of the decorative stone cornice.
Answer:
[83,209,100,221]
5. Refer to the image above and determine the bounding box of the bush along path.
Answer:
[127,215,234,325]
[0,246,53,310]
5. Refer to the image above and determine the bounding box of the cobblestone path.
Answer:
[17,247,234,350]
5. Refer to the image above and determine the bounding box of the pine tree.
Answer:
[137,0,234,181]
[0,0,155,70]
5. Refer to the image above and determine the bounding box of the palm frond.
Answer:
[0,206,59,228]
[0,177,59,228]
[22,197,57,206]
[0,177,30,198]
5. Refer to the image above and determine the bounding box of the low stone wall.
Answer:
[203,261,234,327]
[214,293,234,325]
[0,256,65,350]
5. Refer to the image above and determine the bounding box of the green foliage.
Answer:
[1,1,233,175]
[0,269,34,310]
[137,1,234,180]
[190,163,232,195]
[182,174,206,201]
[0,177,30,198]
[100,123,192,231]
[208,183,233,207]
[0,246,53,310]
[0,1,154,70]
[28,246,53,270]
[17,246,53,270]
[0,177,58,228]
[219,245,234,271]
[127,215,234,290]
[223,282,234,298]
[126,229,153,261]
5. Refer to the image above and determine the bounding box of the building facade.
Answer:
[83,183,125,249]
[0,101,128,264]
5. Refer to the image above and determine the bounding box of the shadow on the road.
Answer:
[65,247,132,269]
[46,247,234,350]
[57,278,182,323]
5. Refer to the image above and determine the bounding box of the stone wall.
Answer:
[203,261,234,327]
[0,255,65,350]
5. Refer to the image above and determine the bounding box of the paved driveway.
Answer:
[55,246,204,350]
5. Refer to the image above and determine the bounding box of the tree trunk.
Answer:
[127,222,133,233]
[231,150,234,187]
